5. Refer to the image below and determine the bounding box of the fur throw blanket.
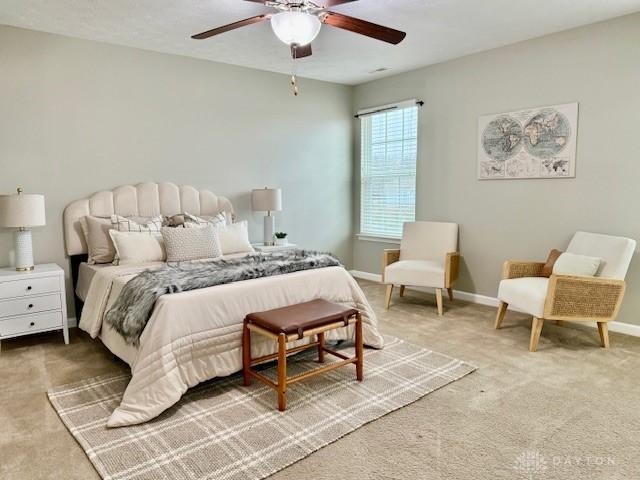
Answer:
[105,250,342,345]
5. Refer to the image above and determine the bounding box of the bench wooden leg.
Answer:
[277,333,287,411]
[317,332,325,363]
[355,313,364,381]
[242,320,251,386]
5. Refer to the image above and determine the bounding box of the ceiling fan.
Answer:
[191,0,407,60]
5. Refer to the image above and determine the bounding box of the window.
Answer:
[359,101,418,239]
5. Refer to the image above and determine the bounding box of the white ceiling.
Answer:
[2,0,639,85]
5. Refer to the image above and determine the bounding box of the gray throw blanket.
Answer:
[105,250,341,345]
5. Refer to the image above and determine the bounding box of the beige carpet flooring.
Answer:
[2,279,640,479]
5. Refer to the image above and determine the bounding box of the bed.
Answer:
[64,182,384,427]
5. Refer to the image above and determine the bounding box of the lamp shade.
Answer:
[0,191,46,228]
[251,188,282,212]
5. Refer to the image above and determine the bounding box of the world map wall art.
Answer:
[477,102,578,180]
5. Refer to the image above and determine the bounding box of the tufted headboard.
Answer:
[63,182,234,317]
[63,182,234,256]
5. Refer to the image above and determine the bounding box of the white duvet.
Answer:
[79,260,384,427]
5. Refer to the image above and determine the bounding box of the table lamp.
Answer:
[0,188,46,271]
[251,187,282,246]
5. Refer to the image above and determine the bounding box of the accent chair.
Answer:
[382,221,460,315]
[495,231,636,352]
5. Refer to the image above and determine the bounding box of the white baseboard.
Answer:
[68,316,77,328]
[349,270,640,338]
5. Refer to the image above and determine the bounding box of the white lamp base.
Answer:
[15,229,34,271]
[263,215,275,246]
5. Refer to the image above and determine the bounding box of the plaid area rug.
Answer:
[48,336,476,480]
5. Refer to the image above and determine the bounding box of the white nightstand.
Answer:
[252,243,298,253]
[0,264,68,349]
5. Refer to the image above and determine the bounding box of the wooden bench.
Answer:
[242,299,364,411]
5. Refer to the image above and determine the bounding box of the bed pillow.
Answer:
[109,230,166,265]
[81,215,116,264]
[541,249,563,277]
[222,211,234,225]
[183,212,226,229]
[164,214,186,227]
[217,220,254,255]
[552,252,601,277]
[111,214,163,233]
[161,225,222,262]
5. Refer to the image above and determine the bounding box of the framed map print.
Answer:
[478,102,578,179]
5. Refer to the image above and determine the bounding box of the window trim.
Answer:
[355,233,401,244]
[358,99,420,240]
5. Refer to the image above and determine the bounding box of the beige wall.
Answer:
[353,13,640,325]
[0,26,353,316]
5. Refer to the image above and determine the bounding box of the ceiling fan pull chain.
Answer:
[291,50,299,96]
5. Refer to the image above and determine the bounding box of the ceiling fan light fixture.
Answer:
[270,11,321,46]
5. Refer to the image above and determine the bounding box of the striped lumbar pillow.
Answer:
[183,212,227,229]
[110,215,163,233]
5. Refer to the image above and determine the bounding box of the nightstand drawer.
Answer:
[0,276,60,300]
[0,294,62,319]
[0,311,63,337]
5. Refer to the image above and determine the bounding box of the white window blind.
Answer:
[360,103,418,239]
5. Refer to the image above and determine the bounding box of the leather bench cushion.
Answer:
[246,299,357,338]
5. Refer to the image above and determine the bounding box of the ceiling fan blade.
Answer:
[320,12,406,44]
[191,14,271,40]
[291,43,312,59]
[316,0,358,7]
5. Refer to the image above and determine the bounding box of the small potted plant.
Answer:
[274,232,288,246]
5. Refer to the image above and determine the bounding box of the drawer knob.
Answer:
[28,304,34,309]
[29,322,35,327]
[27,285,32,291]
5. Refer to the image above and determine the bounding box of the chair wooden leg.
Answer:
[399,285,406,297]
[494,301,508,330]
[597,322,610,349]
[242,320,251,386]
[447,287,453,301]
[435,288,443,316]
[317,332,325,363]
[384,284,393,310]
[529,317,544,352]
[355,313,364,381]
[277,333,287,411]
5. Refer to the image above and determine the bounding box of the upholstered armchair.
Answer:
[495,231,636,352]
[382,221,460,315]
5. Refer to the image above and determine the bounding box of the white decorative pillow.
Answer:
[81,215,116,264]
[552,252,601,277]
[222,211,234,225]
[161,225,222,262]
[183,212,226,229]
[111,215,163,233]
[217,220,254,255]
[109,230,166,265]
